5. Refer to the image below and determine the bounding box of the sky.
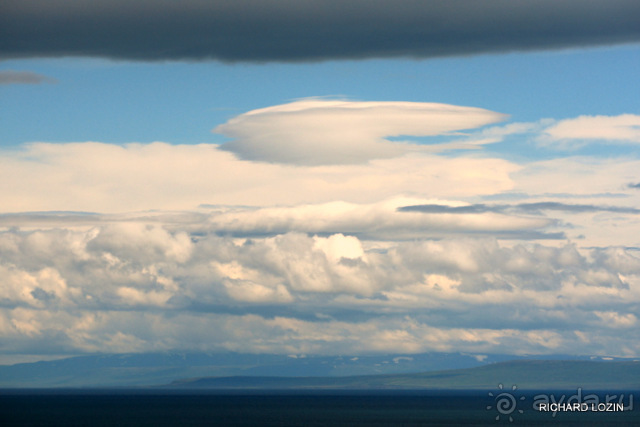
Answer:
[1,0,640,365]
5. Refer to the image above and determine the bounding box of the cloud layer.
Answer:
[2,225,639,357]
[2,0,640,62]
[0,141,517,213]
[2,102,640,360]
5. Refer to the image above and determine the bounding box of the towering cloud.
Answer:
[2,0,639,62]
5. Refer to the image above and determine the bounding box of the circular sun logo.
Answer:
[486,384,525,422]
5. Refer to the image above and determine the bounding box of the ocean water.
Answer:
[0,389,637,426]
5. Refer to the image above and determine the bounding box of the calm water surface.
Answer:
[1,389,637,426]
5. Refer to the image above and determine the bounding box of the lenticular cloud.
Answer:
[215,99,506,165]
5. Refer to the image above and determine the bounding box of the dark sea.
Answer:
[1,389,637,426]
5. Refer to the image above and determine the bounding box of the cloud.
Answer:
[0,140,516,213]
[446,122,541,148]
[0,197,562,242]
[2,226,640,357]
[543,114,640,147]
[2,0,639,62]
[399,201,640,215]
[2,103,640,359]
[215,99,505,165]
[513,156,640,198]
[502,157,640,248]
[202,198,556,241]
[0,70,57,85]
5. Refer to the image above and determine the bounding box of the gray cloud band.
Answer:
[2,0,639,62]
[0,70,57,85]
[399,202,640,215]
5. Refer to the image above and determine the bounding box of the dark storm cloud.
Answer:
[399,202,640,215]
[0,70,57,84]
[2,0,639,62]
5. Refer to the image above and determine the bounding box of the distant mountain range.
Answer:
[0,352,637,389]
[171,360,640,390]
